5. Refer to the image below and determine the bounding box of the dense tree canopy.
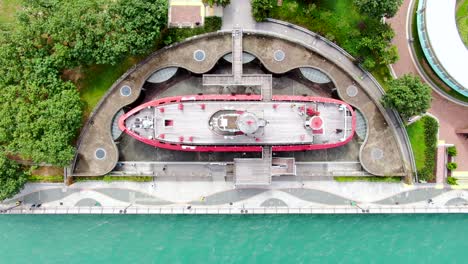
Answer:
[354,20,399,69]
[0,152,27,201]
[0,0,168,167]
[354,0,403,18]
[18,0,168,66]
[382,75,432,119]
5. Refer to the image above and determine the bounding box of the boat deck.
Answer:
[124,100,353,146]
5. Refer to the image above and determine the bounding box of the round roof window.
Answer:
[193,50,206,62]
[95,148,107,160]
[274,50,285,62]
[346,85,358,97]
[120,85,132,97]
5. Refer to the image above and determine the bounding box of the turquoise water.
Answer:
[1,214,467,263]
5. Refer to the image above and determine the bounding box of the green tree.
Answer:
[354,0,403,18]
[353,19,398,70]
[3,84,83,166]
[252,0,274,22]
[103,0,168,64]
[0,152,27,201]
[17,0,168,66]
[382,75,432,119]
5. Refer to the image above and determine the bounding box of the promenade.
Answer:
[2,182,468,214]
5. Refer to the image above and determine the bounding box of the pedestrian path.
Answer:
[222,0,256,30]
[1,182,467,214]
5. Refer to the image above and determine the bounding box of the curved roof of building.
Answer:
[425,0,468,91]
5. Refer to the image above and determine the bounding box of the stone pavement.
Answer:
[2,182,468,214]
[387,0,419,77]
[222,0,256,30]
[387,0,468,171]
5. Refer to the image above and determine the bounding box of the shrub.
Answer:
[163,17,222,45]
[447,177,458,185]
[252,0,275,22]
[447,162,458,171]
[447,146,457,157]
[416,116,438,181]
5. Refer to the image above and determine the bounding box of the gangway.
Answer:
[232,27,243,83]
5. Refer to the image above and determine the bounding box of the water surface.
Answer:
[0,214,466,263]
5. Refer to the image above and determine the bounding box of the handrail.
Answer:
[3,205,468,214]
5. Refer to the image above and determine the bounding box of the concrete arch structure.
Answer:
[71,31,409,178]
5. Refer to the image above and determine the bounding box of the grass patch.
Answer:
[78,57,139,116]
[0,0,20,30]
[371,66,392,91]
[456,0,468,47]
[406,118,426,170]
[270,0,362,44]
[74,176,153,183]
[334,176,402,183]
[27,166,63,182]
[27,175,63,183]
[406,115,438,181]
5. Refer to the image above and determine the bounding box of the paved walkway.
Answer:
[2,182,468,214]
[222,0,256,30]
[388,0,468,171]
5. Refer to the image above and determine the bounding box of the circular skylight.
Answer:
[120,85,132,97]
[346,85,358,97]
[274,50,285,62]
[95,148,107,160]
[193,50,206,62]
